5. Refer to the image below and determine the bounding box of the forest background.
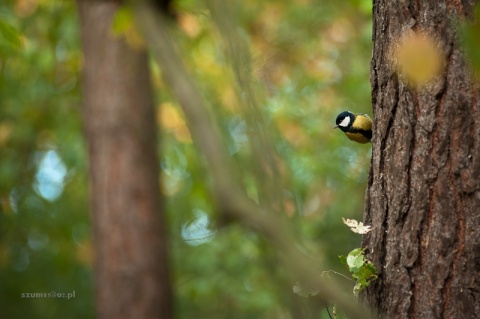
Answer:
[0,0,429,318]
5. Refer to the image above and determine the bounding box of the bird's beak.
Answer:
[334,125,338,129]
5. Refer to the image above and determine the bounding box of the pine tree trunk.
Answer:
[77,1,173,318]
[363,1,480,318]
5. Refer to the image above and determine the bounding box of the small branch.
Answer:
[321,270,356,282]
[325,303,334,319]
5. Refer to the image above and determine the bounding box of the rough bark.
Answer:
[363,1,480,318]
[77,1,173,318]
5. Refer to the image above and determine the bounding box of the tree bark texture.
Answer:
[77,1,173,318]
[363,1,480,318]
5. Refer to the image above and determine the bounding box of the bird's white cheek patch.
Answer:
[339,117,350,127]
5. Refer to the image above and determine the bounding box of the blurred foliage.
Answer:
[460,4,480,75]
[0,0,375,318]
[0,0,90,318]
[163,1,372,315]
[391,31,445,88]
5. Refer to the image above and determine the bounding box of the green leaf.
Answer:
[0,19,22,49]
[348,248,364,256]
[360,262,377,277]
[362,264,377,279]
[346,248,365,271]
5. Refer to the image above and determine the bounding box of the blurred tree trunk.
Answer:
[77,1,173,318]
[363,1,480,318]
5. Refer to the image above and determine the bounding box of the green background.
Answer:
[0,0,380,318]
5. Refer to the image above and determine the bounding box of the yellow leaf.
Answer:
[390,31,445,87]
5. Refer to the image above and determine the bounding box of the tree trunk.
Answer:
[77,1,173,318]
[363,1,480,318]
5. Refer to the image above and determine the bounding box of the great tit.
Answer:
[335,111,372,144]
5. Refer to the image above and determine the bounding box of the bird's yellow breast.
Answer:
[345,132,371,144]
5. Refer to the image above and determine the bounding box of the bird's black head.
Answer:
[335,111,355,133]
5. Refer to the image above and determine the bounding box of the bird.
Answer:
[334,111,372,144]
